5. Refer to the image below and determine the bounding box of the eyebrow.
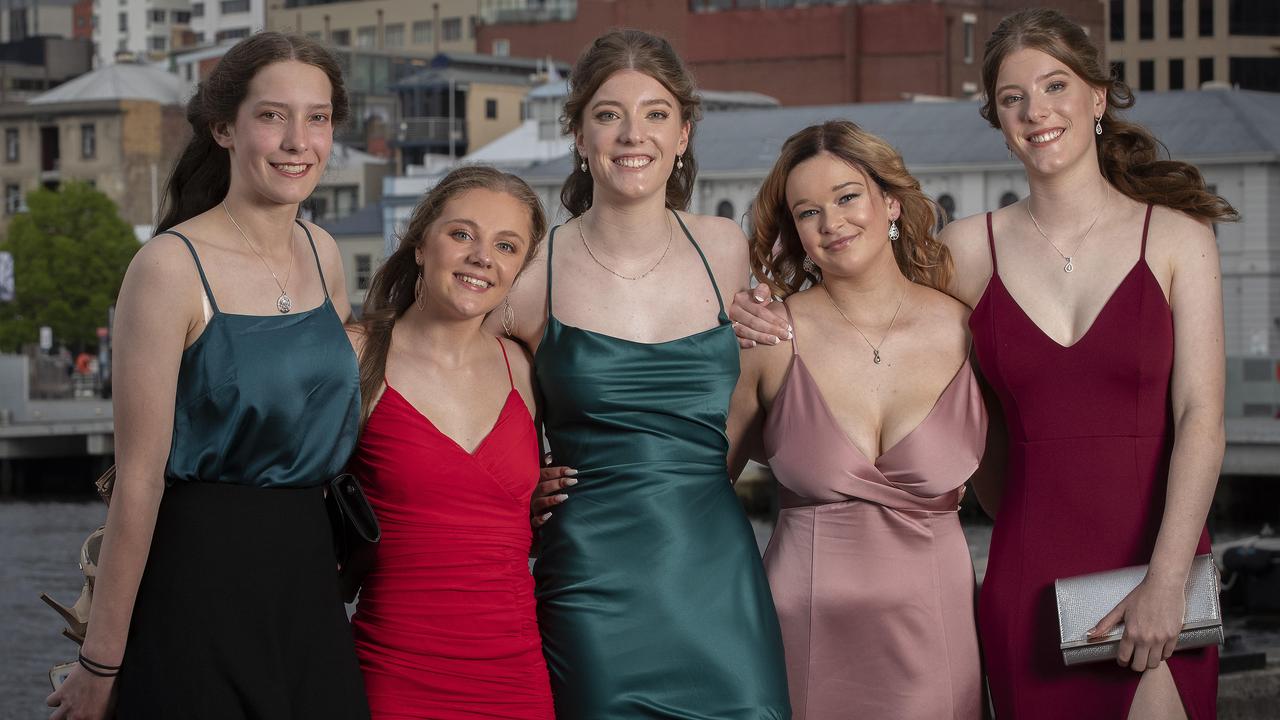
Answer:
[995,69,1070,95]
[589,97,674,111]
[254,100,334,111]
[789,180,866,211]
[444,217,526,241]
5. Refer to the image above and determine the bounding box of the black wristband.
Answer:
[77,652,121,676]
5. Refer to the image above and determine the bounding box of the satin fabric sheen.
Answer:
[971,206,1217,719]
[762,324,986,720]
[350,342,555,720]
[162,224,359,489]
[533,217,791,719]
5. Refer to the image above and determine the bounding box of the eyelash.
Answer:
[1001,80,1068,106]
[593,110,670,121]
[261,111,330,122]
[797,193,858,219]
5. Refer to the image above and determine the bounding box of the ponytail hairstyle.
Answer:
[354,166,547,424]
[560,29,702,217]
[980,9,1237,222]
[155,32,350,231]
[750,120,952,299]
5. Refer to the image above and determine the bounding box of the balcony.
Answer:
[396,117,466,146]
[478,0,577,25]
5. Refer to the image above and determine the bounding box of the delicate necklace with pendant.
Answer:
[821,282,908,365]
[222,201,295,313]
[1025,195,1105,274]
[578,211,673,281]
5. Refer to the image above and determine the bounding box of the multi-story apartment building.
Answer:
[0,0,78,42]
[475,0,1103,105]
[92,0,196,65]
[0,36,94,103]
[191,0,266,45]
[265,0,479,55]
[1106,0,1280,92]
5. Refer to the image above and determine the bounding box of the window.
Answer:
[5,184,20,215]
[1199,56,1214,84]
[1139,0,1154,39]
[355,254,372,290]
[330,29,350,46]
[356,26,375,48]
[1230,56,1280,93]
[118,12,126,31]
[81,124,96,159]
[1229,0,1280,36]
[1169,0,1184,38]
[384,23,404,48]
[469,16,478,39]
[413,20,432,45]
[938,194,956,222]
[1169,58,1185,90]
[1111,60,1126,82]
[485,99,497,120]
[998,192,1018,208]
[220,0,249,14]
[1243,359,1274,382]
[492,38,509,56]
[1110,0,1124,41]
[174,11,191,23]
[962,13,976,64]
[192,3,204,17]
[1199,0,1213,36]
[306,30,322,41]
[1138,59,1155,91]
[149,36,166,51]
[216,27,250,41]
[716,200,734,220]
[5,128,18,162]
[150,9,166,23]
[442,17,461,41]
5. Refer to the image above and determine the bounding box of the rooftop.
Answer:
[29,62,191,105]
[319,202,382,237]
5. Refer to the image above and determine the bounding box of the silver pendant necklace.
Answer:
[1025,195,1106,274]
[822,282,908,365]
[222,202,294,313]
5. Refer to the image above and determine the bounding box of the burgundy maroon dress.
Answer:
[349,339,555,720]
[970,205,1217,719]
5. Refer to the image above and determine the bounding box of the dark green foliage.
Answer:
[0,182,139,352]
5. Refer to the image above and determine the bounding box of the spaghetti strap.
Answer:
[671,210,728,322]
[545,225,558,317]
[296,220,329,298]
[985,212,999,275]
[496,337,514,389]
[1139,204,1153,259]
[778,301,797,355]
[158,230,221,315]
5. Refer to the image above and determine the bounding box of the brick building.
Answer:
[476,0,1103,105]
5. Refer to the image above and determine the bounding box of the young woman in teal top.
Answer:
[493,29,790,719]
[47,33,369,720]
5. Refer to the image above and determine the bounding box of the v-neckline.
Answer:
[384,384,519,457]
[784,354,969,469]
[984,259,1160,349]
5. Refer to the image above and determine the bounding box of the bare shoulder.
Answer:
[938,211,995,307]
[678,211,749,289]
[499,335,537,409]
[128,232,203,297]
[1147,205,1218,260]
[298,219,344,270]
[910,283,971,349]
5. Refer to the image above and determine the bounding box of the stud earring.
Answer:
[1095,116,1103,135]
[888,220,900,242]
[676,154,684,171]
[802,256,817,274]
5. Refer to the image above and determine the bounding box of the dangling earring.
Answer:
[580,159,588,173]
[501,297,516,336]
[888,220,900,242]
[1095,115,1103,135]
[802,256,817,274]
[676,154,684,171]
[414,268,426,311]
[1006,143,1013,158]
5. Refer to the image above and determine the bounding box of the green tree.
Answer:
[0,182,139,352]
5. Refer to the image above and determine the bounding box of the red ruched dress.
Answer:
[350,339,555,720]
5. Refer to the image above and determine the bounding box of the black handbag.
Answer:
[325,472,381,603]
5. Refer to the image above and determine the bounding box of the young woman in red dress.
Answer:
[345,166,554,720]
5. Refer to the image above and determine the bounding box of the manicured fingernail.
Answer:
[747,340,756,348]
[770,336,780,345]
[554,494,569,502]
[564,477,578,486]
[565,468,578,476]
[540,512,552,521]
[782,329,793,340]
[753,292,766,303]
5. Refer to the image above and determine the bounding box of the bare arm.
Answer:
[966,352,1008,519]
[306,222,352,322]
[48,239,194,718]
[726,348,767,481]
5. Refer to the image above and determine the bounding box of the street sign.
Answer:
[0,251,12,302]
[39,326,52,351]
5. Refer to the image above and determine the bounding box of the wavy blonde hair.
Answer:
[750,120,952,298]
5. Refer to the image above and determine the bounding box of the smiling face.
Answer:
[415,188,533,321]
[786,151,900,280]
[215,59,335,206]
[994,47,1106,178]
[575,69,690,205]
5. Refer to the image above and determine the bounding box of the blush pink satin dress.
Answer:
[761,312,987,720]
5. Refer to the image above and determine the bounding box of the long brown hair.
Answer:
[980,9,1236,222]
[560,29,702,217]
[353,166,547,424]
[750,121,952,299]
[156,32,350,231]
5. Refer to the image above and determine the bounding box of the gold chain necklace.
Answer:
[821,282,908,365]
[222,202,295,313]
[1025,195,1105,274]
[577,212,673,281]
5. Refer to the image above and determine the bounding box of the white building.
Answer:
[93,0,194,66]
[190,0,265,46]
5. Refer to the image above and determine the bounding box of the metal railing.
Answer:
[478,0,577,25]
[397,117,466,145]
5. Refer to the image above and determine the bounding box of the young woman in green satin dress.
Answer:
[488,29,791,720]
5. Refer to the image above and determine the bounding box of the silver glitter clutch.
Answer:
[1055,554,1223,666]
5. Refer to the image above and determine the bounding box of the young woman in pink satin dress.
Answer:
[727,120,987,720]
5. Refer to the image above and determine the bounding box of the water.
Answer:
[1,500,106,719]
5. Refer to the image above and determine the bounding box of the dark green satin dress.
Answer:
[533,212,791,719]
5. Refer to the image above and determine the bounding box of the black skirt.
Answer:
[115,481,370,720]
